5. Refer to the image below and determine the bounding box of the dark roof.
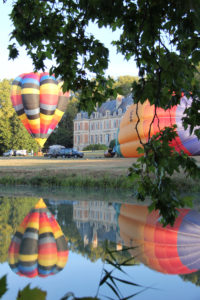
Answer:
[98,99,116,115]
[118,95,133,113]
[74,95,133,120]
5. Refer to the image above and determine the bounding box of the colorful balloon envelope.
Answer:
[11,72,70,148]
[116,97,200,157]
[116,204,200,274]
[8,198,69,277]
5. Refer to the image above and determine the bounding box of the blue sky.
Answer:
[0,2,138,80]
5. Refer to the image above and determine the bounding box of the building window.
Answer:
[77,135,80,144]
[106,120,109,129]
[91,135,94,144]
[105,134,110,144]
[100,135,102,143]
[91,122,95,130]
[78,123,80,130]
[95,135,98,144]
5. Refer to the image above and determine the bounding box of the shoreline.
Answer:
[0,157,199,193]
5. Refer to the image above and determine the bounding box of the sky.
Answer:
[0,2,138,81]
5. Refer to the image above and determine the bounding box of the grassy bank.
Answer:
[0,157,199,193]
[0,172,199,195]
[0,173,133,189]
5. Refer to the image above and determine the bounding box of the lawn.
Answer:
[0,155,199,192]
[0,156,136,179]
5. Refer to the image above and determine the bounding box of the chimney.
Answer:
[116,94,123,109]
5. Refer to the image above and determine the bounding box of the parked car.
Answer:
[3,149,14,157]
[57,148,73,158]
[47,148,60,158]
[14,150,27,156]
[71,149,84,158]
[47,147,84,158]
[46,145,66,158]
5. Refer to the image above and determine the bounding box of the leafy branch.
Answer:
[128,125,200,226]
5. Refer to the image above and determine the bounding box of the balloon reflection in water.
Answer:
[116,97,200,157]
[8,198,68,277]
[11,72,70,148]
[116,204,200,274]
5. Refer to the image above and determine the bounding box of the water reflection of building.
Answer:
[73,201,122,248]
[48,199,200,275]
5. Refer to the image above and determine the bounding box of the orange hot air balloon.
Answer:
[8,198,69,277]
[115,203,200,274]
[116,97,200,157]
[11,72,70,148]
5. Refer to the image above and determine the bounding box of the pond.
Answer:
[0,186,200,300]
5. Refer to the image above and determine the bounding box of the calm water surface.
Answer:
[0,186,200,300]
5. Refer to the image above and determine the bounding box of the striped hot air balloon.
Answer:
[116,97,200,157]
[116,204,200,274]
[8,198,69,278]
[11,72,70,148]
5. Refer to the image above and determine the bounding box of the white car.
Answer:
[3,150,14,156]
[14,150,27,156]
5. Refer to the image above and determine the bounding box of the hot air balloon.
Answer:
[116,203,200,274]
[11,72,70,148]
[116,97,200,157]
[8,198,69,278]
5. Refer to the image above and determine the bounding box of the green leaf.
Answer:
[136,147,144,154]
[17,285,46,300]
[99,270,113,286]
[105,281,121,299]
[181,195,194,207]
[0,275,7,298]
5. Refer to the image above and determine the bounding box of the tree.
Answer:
[0,79,39,154]
[8,0,200,225]
[113,75,138,97]
[109,139,116,150]
[10,113,38,152]
[45,97,78,148]
[0,79,13,154]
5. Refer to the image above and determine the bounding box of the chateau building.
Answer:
[73,95,133,150]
